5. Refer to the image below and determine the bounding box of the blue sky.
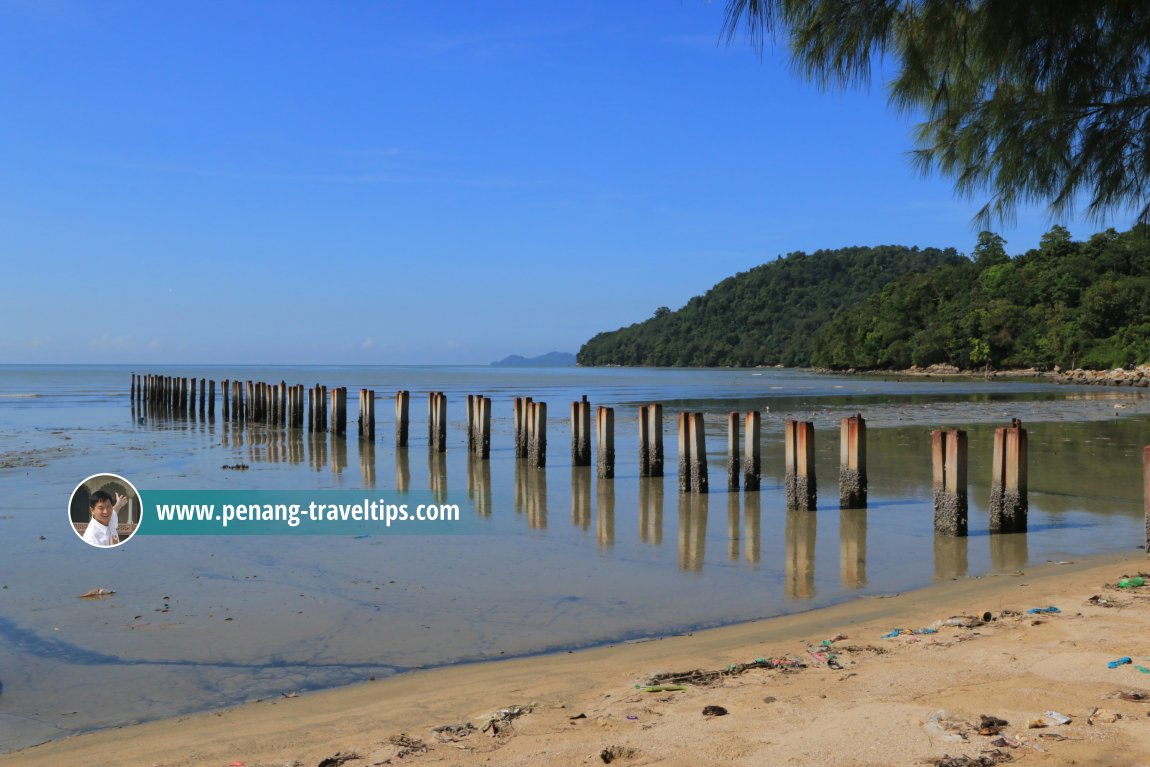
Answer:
[0,1,1133,364]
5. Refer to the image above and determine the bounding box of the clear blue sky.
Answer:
[0,1,1133,364]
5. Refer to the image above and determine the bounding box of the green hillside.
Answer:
[578,226,1150,371]
[812,226,1150,371]
[576,245,964,367]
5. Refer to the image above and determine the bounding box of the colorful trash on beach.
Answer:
[1118,576,1145,588]
[1107,656,1132,668]
[1026,606,1060,614]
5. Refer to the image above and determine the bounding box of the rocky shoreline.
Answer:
[821,362,1150,387]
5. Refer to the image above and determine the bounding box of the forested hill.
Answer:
[576,245,964,367]
[811,226,1150,371]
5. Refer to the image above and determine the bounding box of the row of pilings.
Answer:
[131,374,1150,544]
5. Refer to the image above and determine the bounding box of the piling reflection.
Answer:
[990,531,1029,571]
[395,447,410,493]
[785,509,817,600]
[526,466,548,529]
[309,432,327,472]
[571,467,592,531]
[360,439,376,488]
[596,477,615,548]
[331,433,347,477]
[428,449,447,503]
[677,493,708,572]
[727,493,740,561]
[839,508,868,589]
[467,454,492,516]
[743,491,761,564]
[638,477,664,545]
[933,535,969,580]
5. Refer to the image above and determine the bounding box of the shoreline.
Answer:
[6,548,1150,767]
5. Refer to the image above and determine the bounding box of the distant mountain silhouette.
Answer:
[491,351,577,367]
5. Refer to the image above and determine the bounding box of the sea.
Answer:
[1,364,1147,752]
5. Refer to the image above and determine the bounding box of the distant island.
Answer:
[577,225,1150,372]
[491,352,577,367]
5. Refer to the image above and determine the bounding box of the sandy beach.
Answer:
[6,549,1150,767]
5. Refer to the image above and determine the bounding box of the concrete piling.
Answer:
[785,420,816,511]
[395,390,409,448]
[514,397,533,459]
[839,414,867,508]
[648,404,664,477]
[689,412,708,493]
[596,405,614,479]
[528,401,547,468]
[931,429,968,536]
[743,411,761,490]
[571,396,591,467]
[727,412,740,490]
[477,396,491,459]
[989,420,1027,533]
[677,412,691,492]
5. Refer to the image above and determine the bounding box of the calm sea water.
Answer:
[1,364,1147,751]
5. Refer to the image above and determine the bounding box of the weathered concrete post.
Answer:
[649,404,664,477]
[989,420,1027,533]
[528,401,547,468]
[208,379,215,419]
[839,414,867,508]
[332,387,348,437]
[189,377,197,418]
[426,392,446,452]
[743,411,761,490]
[931,429,968,536]
[395,390,409,448]
[514,397,533,458]
[435,392,447,452]
[639,405,651,477]
[200,378,207,416]
[571,396,591,467]
[466,394,476,453]
[477,396,491,459]
[727,412,740,490]
[785,420,816,510]
[677,411,691,492]
[689,412,708,493]
[222,379,230,420]
[596,405,614,479]
[362,389,375,440]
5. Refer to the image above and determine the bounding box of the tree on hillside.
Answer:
[724,1,1150,226]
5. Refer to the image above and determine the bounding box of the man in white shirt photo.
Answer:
[81,490,126,547]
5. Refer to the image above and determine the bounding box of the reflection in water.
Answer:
[331,433,347,477]
[571,467,592,531]
[785,509,817,600]
[933,535,969,580]
[744,491,761,564]
[639,477,664,545]
[596,477,615,547]
[990,531,1029,571]
[467,454,492,516]
[309,432,327,472]
[360,439,376,487]
[677,494,708,572]
[288,427,303,465]
[839,508,868,589]
[527,467,548,529]
[395,447,410,493]
[727,493,740,561]
[428,449,447,503]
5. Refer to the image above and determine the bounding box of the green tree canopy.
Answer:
[724,0,1150,225]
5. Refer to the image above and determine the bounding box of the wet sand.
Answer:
[6,549,1150,767]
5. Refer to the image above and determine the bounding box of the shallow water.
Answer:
[0,365,1147,751]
